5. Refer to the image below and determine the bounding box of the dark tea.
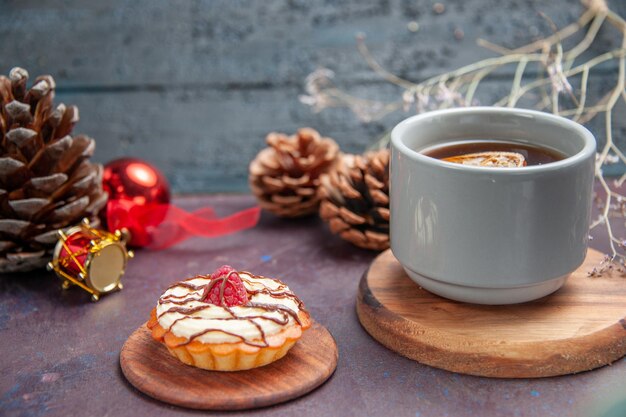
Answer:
[421,139,566,168]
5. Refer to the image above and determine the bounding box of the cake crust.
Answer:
[148,270,311,371]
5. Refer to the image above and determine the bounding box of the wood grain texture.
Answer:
[357,248,626,378]
[120,321,338,410]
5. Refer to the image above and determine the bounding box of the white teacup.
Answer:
[390,107,596,304]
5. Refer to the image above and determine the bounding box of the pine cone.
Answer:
[0,67,107,272]
[319,149,390,250]
[249,128,340,218]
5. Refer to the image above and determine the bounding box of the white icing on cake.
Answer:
[156,272,304,345]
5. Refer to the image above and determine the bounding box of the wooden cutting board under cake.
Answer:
[357,248,626,378]
[120,321,337,410]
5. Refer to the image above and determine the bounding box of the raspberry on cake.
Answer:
[147,265,311,371]
[201,265,249,307]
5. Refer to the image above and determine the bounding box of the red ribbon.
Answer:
[106,200,261,249]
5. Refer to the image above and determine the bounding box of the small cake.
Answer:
[147,265,311,371]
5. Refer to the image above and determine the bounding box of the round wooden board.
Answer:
[120,321,337,410]
[357,248,626,378]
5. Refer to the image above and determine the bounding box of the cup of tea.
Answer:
[390,107,596,304]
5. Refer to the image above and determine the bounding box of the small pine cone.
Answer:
[319,149,390,250]
[249,128,340,218]
[0,67,107,272]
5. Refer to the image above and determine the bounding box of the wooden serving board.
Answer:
[357,248,626,378]
[120,321,337,410]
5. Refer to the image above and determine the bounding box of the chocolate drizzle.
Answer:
[156,271,307,348]
[240,272,306,311]
[247,302,302,325]
[158,277,208,305]
[157,304,211,319]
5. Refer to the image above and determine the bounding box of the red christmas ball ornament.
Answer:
[102,158,171,247]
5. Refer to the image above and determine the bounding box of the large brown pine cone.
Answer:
[319,149,390,250]
[249,128,340,217]
[0,67,107,272]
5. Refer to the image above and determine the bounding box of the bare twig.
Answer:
[300,0,626,266]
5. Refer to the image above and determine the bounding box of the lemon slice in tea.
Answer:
[442,152,526,168]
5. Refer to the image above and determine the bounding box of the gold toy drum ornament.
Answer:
[47,218,133,301]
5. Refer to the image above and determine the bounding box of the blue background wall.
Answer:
[1,0,624,192]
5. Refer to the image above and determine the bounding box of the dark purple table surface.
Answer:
[1,194,626,417]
